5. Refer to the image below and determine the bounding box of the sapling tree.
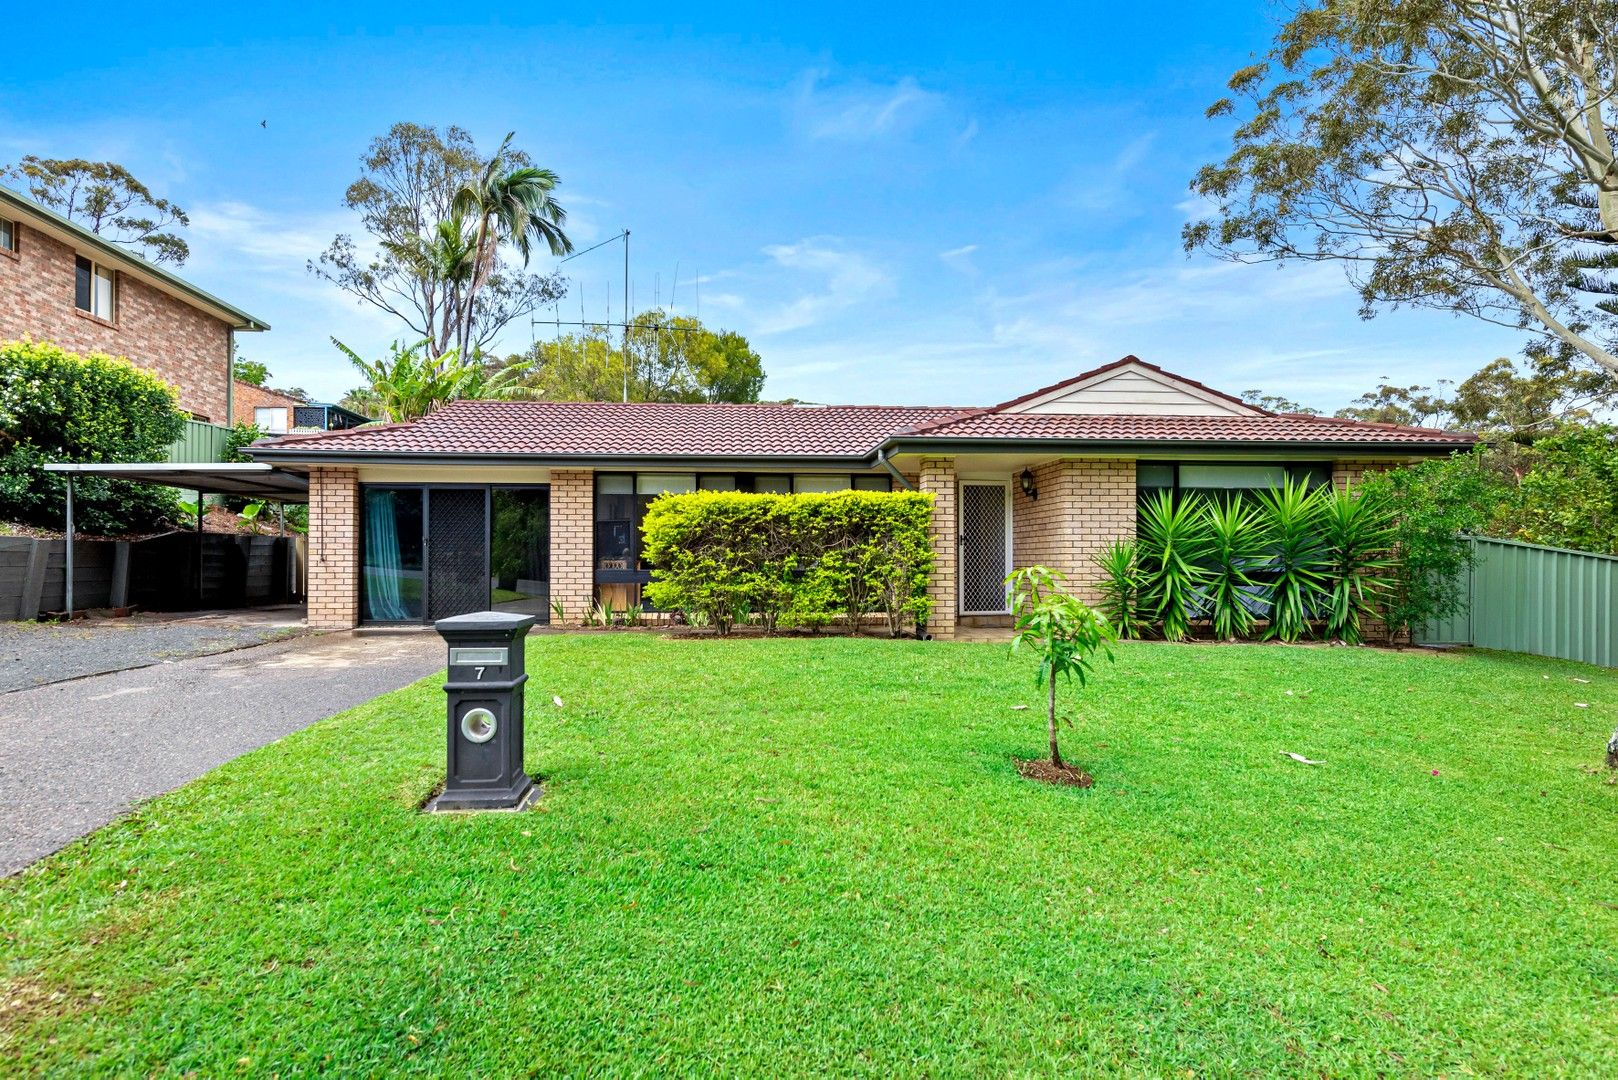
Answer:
[1007,565,1118,770]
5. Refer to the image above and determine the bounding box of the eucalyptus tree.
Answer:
[312,124,569,360]
[3,157,189,264]
[1187,1,1618,378]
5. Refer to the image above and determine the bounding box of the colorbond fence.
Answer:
[165,419,231,464]
[1416,536,1618,668]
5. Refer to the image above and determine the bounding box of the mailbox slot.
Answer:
[450,646,508,667]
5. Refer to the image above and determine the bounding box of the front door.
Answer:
[959,480,1011,614]
[427,488,489,621]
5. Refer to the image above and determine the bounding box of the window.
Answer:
[491,488,550,616]
[794,475,850,493]
[1136,461,1332,508]
[852,475,893,492]
[74,256,116,320]
[361,488,425,621]
[254,407,289,434]
[0,219,16,254]
[751,475,791,494]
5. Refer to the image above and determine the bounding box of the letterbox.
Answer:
[430,611,537,811]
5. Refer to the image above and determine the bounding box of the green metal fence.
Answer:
[165,419,231,464]
[1416,536,1618,668]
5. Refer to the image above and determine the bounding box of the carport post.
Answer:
[195,487,205,606]
[64,475,74,620]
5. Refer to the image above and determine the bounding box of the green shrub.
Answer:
[1360,453,1508,639]
[1200,497,1271,641]
[0,339,185,534]
[1252,478,1330,643]
[1316,484,1396,644]
[1092,538,1147,639]
[1136,490,1210,641]
[641,490,934,636]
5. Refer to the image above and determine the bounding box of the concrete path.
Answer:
[0,630,445,876]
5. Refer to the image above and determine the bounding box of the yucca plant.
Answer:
[1200,496,1272,641]
[1093,538,1147,639]
[1317,485,1397,644]
[1253,478,1328,642]
[1135,490,1211,641]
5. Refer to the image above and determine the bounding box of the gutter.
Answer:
[876,447,914,489]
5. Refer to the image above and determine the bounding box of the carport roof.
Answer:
[43,463,309,499]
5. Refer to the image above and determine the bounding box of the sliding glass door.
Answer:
[362,488,425,622]
[359,484,549,625]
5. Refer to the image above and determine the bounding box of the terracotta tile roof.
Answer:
[896,410,1475,445]
[255,400,973,459]
[250,358,1477,461]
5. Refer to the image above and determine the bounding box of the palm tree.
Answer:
[451,132,572,358]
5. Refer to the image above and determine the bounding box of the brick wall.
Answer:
[307,467,360,630]
[549,469,594,624]
[0,220,232,421]
[234,381,301,432]
[919,458,957,638]
[1332,459,1397,491]
[1011,458,1136,608]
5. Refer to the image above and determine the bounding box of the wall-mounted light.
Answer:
[1019,467,1037,500]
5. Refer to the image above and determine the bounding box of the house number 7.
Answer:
[474,666,485,680]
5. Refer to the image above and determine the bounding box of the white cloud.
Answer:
[752,239,893,333]
[792,70,942,141]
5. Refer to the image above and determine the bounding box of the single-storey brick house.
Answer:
[246,357,1474,636]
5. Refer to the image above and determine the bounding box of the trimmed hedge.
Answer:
[641,490,935,635]
[0,339,185,534]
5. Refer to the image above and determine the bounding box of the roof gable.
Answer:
[996,357,1263,417]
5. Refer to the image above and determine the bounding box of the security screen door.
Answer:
[427,488,489,621]
[959,481,1011,614]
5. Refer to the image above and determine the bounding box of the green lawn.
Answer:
[3,636,1615,1075]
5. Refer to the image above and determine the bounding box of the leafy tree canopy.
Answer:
[506,311,766,403]
[310,123,569,361]
[1187,1,1618,380]
[3,157,189,265]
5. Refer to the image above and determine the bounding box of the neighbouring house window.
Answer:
[0,219,16,253]
[362,488,425,622]
[74,255,116,320]
[254,406,289,434]
[491,488,550,617]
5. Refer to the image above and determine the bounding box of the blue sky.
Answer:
[4,2,1527,409]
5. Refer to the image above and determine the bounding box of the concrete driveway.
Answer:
[0,628,445,875]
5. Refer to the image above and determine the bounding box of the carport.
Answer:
[42,463,309,617]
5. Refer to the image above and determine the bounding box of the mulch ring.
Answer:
[1014,757,1094,788]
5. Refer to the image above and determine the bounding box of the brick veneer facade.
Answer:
[550,470,595,624]
[0,221,233,421]
[919,458,958,637]
[1332,459,1396,491]
[307,467,360,630]
[1011,458,1137,608]
[234,381,303,432]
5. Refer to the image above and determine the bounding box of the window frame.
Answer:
[0,218,17,257]
[73,254,117,322]
[1135,460,1333,507]
[253,406,289,434]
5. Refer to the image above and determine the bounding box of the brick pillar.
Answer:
[307,467,360,630]
[919,457,957,638]
[549,469,594,624]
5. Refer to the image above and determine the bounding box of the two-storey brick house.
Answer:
[0,185,268,423]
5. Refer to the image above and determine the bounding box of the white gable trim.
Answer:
[1003,361,1263,417]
